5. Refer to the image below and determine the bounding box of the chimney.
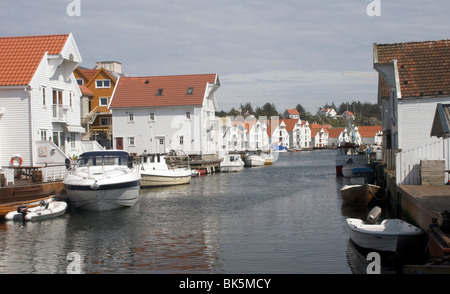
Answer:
[95,61,122,74]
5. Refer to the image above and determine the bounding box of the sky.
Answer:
[1,0,449,114]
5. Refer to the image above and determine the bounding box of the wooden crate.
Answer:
[420,160,445,185]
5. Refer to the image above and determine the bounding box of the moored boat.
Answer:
[219,154,245,172]
[340,184,380,206]
[63,150,140,211]
[139,153,191,187]
[261,150,274,165]
[244,150,265,167]
[5,201,67,221]
[336,143,368,176]
[346,209,423,252]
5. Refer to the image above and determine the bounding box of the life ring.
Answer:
[10,155,22,166]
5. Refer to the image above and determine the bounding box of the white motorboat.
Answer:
[346,208,423,252]
[336,143,368,176]
[219,154,245,172]
[5,201,67,222]
[261,150,274,165]
[139,153,191,187]
[63,150,140,211]
[244,150,265,167]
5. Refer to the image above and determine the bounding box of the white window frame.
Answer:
[95,79,111,89]
[128,137,135,147]
[128,113,134,123]
[99,97,109,107]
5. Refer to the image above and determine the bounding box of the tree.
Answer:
[256,102,279,118]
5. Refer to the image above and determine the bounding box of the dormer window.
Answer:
[157,88,164,96]
[95,79,111,89]
[187,87,194,95]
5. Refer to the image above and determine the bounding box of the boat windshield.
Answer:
[77,152,130,167]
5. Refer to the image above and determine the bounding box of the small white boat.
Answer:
[139,153,191,187]
[219,154,244,172]
[63,150,141,211]
[346,212,423,252]
[244,150,265,167]
[261,150,274,165]
[5,201,67,222]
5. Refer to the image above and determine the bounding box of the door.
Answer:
[116,137,123,150]
[156,137,165,153]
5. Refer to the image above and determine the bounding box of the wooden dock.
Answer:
[397,184,450,231]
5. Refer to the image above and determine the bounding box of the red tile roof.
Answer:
[79,85,94,96]
[281,119,299,132]
[328,128,345,138]
[285,109,299,115]
[375,39,450,98]
[109,74,218,108]
[0,34,69,86]
[357,125,382,138]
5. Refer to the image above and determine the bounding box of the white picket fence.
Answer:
[395,138,450,185]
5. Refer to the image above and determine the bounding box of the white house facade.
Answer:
[0,33,85,167]
[109,74,220,156]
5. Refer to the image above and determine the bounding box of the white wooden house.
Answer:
[109,74,220,155]
[374,39,450,151]
[267,119,290,150]
[0,33,85,167]
[309,123,329,147]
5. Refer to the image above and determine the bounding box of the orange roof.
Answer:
[110,74,218,108]
[358,125,382,137]
[286,109,299,115]
[281,119,299,132]
[79,85,94,96]
[328,128,345,138]
[0,34,69,86]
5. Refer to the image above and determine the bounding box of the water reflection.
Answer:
[0,150,415,274]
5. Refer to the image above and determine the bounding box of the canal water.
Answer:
[0,150,406,274]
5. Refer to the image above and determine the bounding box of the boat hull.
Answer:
[341,184,380,206]
[140,174,191,187]
[65,181,140,211]
[219,164,244,172]
[346,218,422,252]
[244,156,265,167]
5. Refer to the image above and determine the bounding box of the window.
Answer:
[100,117,109,126]
[76,79,83,86]
[40,130,47,141]
[42,87,46,106]
[128,137,135,147]
[156,88,163,95]
[99,97,109,106]
[149,113,155,121]
[70,132,76,148]
[69,92,73,108]
[179,136,184,146]
[95,79,111,89]
[185,112,191,120]
[187,87,194,95]
[128,113,134,123]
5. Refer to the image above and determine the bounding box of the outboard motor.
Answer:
[65,158,71,170]
[17,205,28,221]
[127,155,134,169]
[367,206,382,224]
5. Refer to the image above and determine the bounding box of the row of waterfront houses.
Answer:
[0,33,383,168]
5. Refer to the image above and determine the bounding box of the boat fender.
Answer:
[65,158,71,170]
[10,155,22,166]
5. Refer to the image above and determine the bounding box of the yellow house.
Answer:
[74,61,126,148]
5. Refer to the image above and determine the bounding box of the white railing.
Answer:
[395,138,450,185]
